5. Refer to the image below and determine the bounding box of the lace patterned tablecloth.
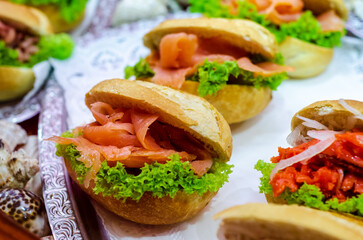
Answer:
[51,13,363,239]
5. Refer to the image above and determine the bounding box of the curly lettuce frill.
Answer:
[0,33,74,67]
[125,56,286,97]
[255,160,363,217]
[56,133,233,202]
[9,0,88,22]
[189,0,343,48]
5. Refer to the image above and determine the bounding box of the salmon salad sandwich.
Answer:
[48,79,233,225]
[190,0,348,78]
[255,99,363,218]
[125,18,294,124]
[0,1,74,102]
[5,0,88,32]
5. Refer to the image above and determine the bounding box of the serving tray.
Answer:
[39,4,363,240]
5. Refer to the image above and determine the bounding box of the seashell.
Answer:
[0,120,27,152]
[20,135,38,159]
[0,148,39,189]
[0,188,49,237]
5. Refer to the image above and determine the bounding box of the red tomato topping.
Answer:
[270,131,363,201]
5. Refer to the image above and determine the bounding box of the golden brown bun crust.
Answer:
[291,99,363,132]
[64,143,217,225]
[303,0,348,20]
[0,66,35,102]
[0,1,53,35]
[180,81,272,124]
[85,79,232,161]
[214,203,363,240]
[34,4,85,33]
[143,18,278,60]
[279,37,334,78]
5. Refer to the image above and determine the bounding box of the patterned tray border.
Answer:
[38,78,85,240]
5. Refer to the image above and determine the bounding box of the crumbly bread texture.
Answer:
[214,203,363,240]
[291,99,363,134]
[279,37,334,78]
[85,78,232,161]
[0,1,53,35]
[0,66,35,102]
[143,18,278,60]
[303,0,348,20]
[65,158,216,225]
[180,81,272,124]
[34,5,85,33]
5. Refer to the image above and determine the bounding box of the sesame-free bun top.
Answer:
[85,78,233,162]
[215,203,363,239]
[303,0,348,20]
[0,1,53,35]
[291,100,363,134]
[143,18,278,60]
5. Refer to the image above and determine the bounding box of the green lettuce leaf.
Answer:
[0,41,20,66]
[0,33,74,67]
[55,135,233,201]
[9,0,88,22]
[125,58,286,97]
[124,58,155,79]
[255,160,363,216]
[189,0,343,48]
[192,60,286,97]
[278,11,344,47]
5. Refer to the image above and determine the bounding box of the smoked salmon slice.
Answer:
[48,102,214,184]
[317,10,345,32]
[160,32,198,68]
[148,33,293,90]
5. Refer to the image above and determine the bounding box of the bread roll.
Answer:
[280,0,347,78]
[33,4,85,33]
[141,18,281,124]
[0,1,52,101]
[266,99,363,219]
[0,67,35,102]
[215,203,363,240]
[62,79,233,225]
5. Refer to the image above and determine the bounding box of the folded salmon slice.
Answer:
[148,33,293,89]
[317,10,345,32]
[48,102,214,186]
[258,0,304,25]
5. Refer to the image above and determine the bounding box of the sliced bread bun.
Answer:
[142,18,279,124]
[280,0,347,78]
[303,0,348,21]
[0,66,35,102]
[180,81,272,124]
[279,37,334,78]
[267,99,363,212]
[0,1,52,102]
[291,99,363,132]
[63,79,233,225]
[214,203,363,240]
[0,1,53,35]
[33,4,85,33]
[85,78,232,161]
[143,17,278,60]
[65,159,217,225]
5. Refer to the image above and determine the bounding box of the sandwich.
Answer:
[190,0,348,78]
[255,99,363,218]
[6,0,88,32]
[0,1,74,102]
[125,18,293,124]
[48,78,233,225]
[214,203,363,239]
